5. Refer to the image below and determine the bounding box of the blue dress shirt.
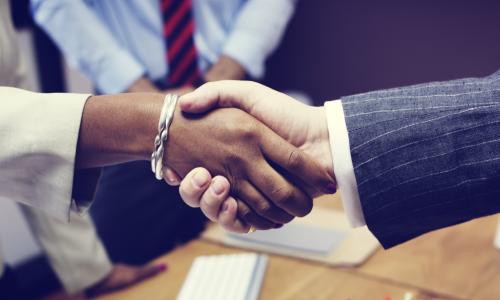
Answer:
[31,0,296,94]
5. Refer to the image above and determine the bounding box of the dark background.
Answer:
[8,0,500,298]
[265,0,500,104]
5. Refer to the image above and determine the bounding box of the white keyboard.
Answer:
[177,253,268,300]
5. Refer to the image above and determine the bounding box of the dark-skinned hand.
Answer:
[164,106,332,229]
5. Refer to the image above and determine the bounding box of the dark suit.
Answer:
[342,70,500,248]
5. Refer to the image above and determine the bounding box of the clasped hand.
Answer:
[163,81,336,232]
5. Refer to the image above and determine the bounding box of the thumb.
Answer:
[179,80,258,113]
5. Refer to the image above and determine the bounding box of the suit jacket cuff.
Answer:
[325,100,366,227]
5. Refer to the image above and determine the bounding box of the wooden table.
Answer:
[97,196,500,300]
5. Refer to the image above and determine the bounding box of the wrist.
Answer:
[77,93,163,168]
[127,77,160,93]
[309,106,335,178]
[205,55,246,81]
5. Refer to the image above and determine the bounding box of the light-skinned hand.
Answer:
[163,81,336,232]
[163,103,334,229]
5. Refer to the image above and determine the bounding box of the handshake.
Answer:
[71,70,500,248]
[160,81,337,233]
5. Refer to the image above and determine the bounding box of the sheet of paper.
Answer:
[228,223,345,255]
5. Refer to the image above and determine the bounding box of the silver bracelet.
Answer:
[151,94,178,180]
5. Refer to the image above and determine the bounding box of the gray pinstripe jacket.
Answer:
[342,70,500,248]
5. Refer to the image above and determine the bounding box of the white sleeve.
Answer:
[222,0,297,78]
[324,100,366,227]
[20,206,112,293]
[31,0,145,94]
[0,87,91,221]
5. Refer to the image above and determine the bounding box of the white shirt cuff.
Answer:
[325,100,366,227]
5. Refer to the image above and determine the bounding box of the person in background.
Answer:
[1,1,331,299]
[29,0,298,295]
[2,1,165,297]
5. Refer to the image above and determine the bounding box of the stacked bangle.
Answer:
[151,94,178,180]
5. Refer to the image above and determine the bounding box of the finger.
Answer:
[248,159,312,217]
[162,167,181,186]
[218,197,250,233]
[236,199,277,230]
[259,128,336,199]
[237,181,294,224]
[179,167,212,208]
[135,263,168,282]
[200,176,230,222]
[179,81,260,113]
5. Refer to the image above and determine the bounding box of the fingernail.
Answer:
[212,178,225,195]
[222,201,230,212]
[157,263,168,272]
[326,183,337,194]
[192,171,208,188]
[167,174,178,184]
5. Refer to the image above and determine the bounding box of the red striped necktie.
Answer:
[160,0,202,87]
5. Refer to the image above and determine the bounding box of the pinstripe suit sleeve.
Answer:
[341,70,500,248]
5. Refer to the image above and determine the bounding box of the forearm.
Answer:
[126,77,161,93]
[205,55,246,81]
[32,0,145,94]
[76,93,163,169]
[342,71,500,248]
[222,0,296,78]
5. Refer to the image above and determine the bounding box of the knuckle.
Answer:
[200,207,216,222]
[240,123,258,141]
[237,201,273,230]
[199,81,215,90]
[225,153,246,168]
[273,186,295,206]
[228,177,243,199]
[287,149,304,171]
[237,202,252,219]
[179,180,194,196]
[221,218,245,234]
[202,195,220,210]
[247,81,264,96]
[179,187,197,207]
[255,201,272,216]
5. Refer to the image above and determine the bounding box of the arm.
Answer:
[341,70,500,248]
[30,0,145,94]
[168,81,337,232]
[177,73,500,248]
[205,0,298,82]
[221,0,297,78]
[0,87,331,227]
[80,92,333,230]
[204,55,246,82]
[0,87,93,220]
